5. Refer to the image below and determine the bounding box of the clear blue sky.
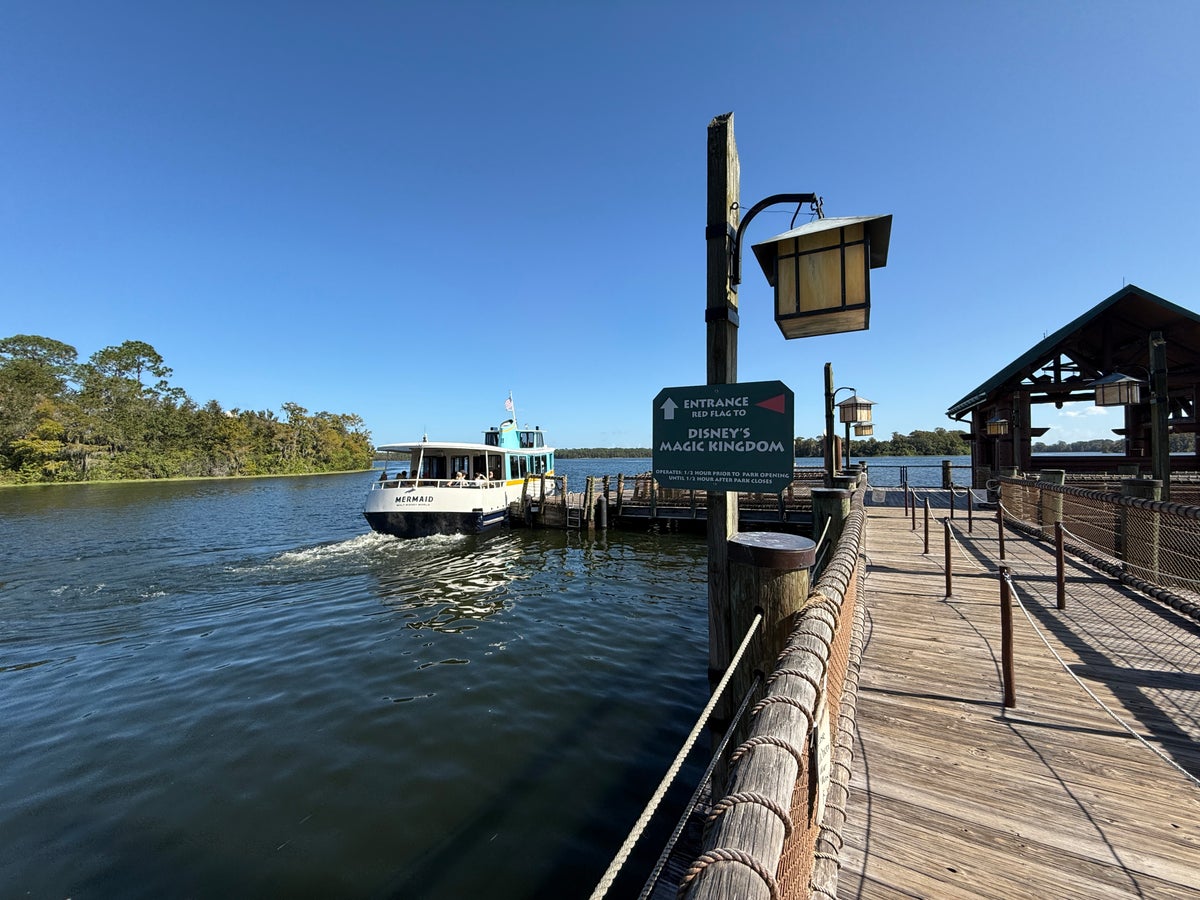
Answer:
[4,2,1198,449]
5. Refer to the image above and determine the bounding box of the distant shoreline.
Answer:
[0,468,374,490]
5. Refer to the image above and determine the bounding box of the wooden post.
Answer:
[942,458,952,489]
[1121,476,1162,580]
[998,504,1006,560]
[706,112,741,769]
[1039,469,1065,538]
[1055,520,1066,610]
[944,517,953,598]
[616,474,625,516]
[726,532,816,767]
[911,491,917,531]
[811,487,852,559]
[999,564,1016,708]
[968,484,974,533]
[1150,331,1170,501]
[824,362,836,483]
[923,497,931,554]
[584,476,595,531]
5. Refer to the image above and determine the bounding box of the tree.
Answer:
[0,335,79,475]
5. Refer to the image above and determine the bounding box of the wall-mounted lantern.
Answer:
[986,411,1015,437]
[1091,372,1143,407]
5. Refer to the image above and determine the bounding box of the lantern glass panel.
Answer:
[1095,380,1140,407]
[797,247,842,313]
[771,222,872,339]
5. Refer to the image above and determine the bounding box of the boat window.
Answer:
[533,454,547,475]
[485,431,499,447]
[451,455,469,477]
[422,456,448,480]
[509,455,528,479]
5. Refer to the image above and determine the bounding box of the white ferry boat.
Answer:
[364,416,555,538]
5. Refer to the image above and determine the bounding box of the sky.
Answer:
[3,1,1199,450]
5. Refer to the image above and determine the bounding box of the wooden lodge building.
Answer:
[946,284,1200,488]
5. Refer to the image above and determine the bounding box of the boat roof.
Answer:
[376,440,556,454]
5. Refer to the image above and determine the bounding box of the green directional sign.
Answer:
[653,380,795,492]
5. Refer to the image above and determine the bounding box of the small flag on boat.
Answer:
[504,396,514,412]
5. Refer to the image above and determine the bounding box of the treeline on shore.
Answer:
[1032,434,1195,453]
[0,334,373,484]
[560,427,972,459]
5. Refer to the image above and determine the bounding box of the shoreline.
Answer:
[0,468,374,490]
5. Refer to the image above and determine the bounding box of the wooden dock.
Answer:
[512,471,825,535]
[840,501,1200,898]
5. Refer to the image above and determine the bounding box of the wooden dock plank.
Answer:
[839,502,1200,899]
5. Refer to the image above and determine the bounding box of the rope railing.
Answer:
[1001,559,1200,790]
[681,494,868,900]
[996,479,1200,626]
[590,613,764,900]
[638,673,764,900]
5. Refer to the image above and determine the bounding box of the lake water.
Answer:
[0,464,711,898]
[0,455,961,897]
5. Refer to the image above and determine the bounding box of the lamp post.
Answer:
[837,393,875,474]
[1088,331,1170,499]
[704,112,892,765]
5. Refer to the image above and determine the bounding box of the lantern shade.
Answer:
[752,214,892,340]
[986,417,1010,436]
[854,422,874,437]
[1091,372,1142,407]
[837,395,876,424]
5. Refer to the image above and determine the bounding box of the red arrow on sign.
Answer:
[756,394,787,414]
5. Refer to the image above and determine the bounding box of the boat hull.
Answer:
[363,481,520,538]
[363,507,508,538]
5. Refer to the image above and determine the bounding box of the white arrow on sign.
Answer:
[660,398,678,420]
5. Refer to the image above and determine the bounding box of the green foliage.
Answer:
[1033,434,1196,453]
[794,427,970,457]
[555,447,655,458]
[0,333,374,484]
[559,428,971,460]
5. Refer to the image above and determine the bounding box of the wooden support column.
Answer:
[706,113,741,761]
[1150,331,1170,501]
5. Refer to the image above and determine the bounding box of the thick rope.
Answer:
[706,791,794,838]
[677,847,780,900]
[638,674,762,900]
[590,612,764,900]
[1005,572,1200,789]
[727,734,806,770]
[1057,526,1200,623]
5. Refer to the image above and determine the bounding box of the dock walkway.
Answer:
[840,501,1200,898]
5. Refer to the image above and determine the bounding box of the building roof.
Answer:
[946,284,1200,419]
